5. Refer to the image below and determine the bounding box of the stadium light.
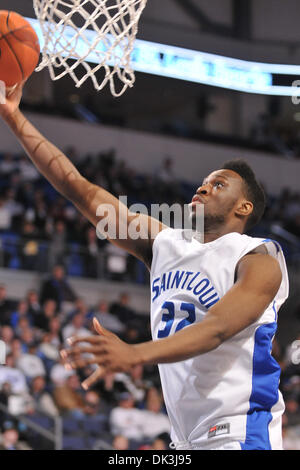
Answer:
[27,17,300,97]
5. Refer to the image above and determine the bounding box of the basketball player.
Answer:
[0,84,289,450]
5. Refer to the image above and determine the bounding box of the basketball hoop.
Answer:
[33,0,148,97]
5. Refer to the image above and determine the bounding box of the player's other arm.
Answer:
[0,84,166,266]
[62,252,282,383]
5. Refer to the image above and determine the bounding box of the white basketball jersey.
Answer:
[150,229,289,450]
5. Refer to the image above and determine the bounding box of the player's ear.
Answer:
[235,199,253,218]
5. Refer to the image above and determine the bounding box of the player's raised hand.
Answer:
[60,318,142,389]
[0,82,25,120]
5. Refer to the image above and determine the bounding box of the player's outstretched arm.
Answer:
[0,83,166,266]
[61,252,282,389]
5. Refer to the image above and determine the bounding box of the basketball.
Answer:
[0,10,40,87]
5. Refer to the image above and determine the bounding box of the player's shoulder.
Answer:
[235,233,285,266]
[154,226,184,242]
[226,231,278,249]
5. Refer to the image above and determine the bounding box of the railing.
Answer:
[0,225,299,283]
[0,402,63,450]
[0,233,149,285]
[0,403,116,450]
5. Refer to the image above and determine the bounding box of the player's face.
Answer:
[190,169,246,231]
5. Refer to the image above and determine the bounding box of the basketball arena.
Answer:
[0,0,300,452]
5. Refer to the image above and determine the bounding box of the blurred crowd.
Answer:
[0,147,300,450]
[0,275,300,450]
[0,147,300,274]
[273,332,300,450]
[156,103,300,161]
[0,278,171,450]
[0,150,192,283]
[250,112,300,160]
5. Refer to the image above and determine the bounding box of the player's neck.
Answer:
[194,227,242,244]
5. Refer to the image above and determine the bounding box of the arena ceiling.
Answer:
[2,0,300,48]
[1,0,299,135]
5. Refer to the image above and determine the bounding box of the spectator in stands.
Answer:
[3,188,23,223]
[49,196,68,222]
[0,354,28,395]
[16,343,47,380]
[67,298,90,323]
[122,325,144,344]
[0,424,30,450]
[16,180,35,209]
[112,435,130,450]
[39,264,77,310]
[156,156,176,184]
[139,387,170,440]
[92,300,126,335]
[84,226,101,278]
[53,373,85,417]
[10,300,33,329]
[109,292,136,324]
[50,357,74,387]
[105,243,129,282]
[10,338,23,363]
[26,290,42,322]
[91,372,123,409]
[10,168,25,195]
[0,197,12,232]
[0,325,14,352]
[62,312,90,346]
[113,364,149,405]
[0,382,12,409]
[29,375,59,417]
[82,390,109,418]
[282,414,300,450]
[154,156,182,204]
[47,317,64,348]
[283,394,300,427]
[17,325,37,352]
[18,154,39,182]
[48,219,68,270]
[37,332,60,371]
[109,392,145,440]
[24,195,48,237]
[20,221,41,271]
[34,299,57,332]
[149,432,170,450]
[69,213,90,245]
[0,285,15,326]
[82,390,100,416]
[0,153,17,175]
[20,220,39,271]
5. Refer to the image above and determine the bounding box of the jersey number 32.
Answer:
[157,301,196,338]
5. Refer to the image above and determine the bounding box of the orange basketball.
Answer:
[0,10,40,87]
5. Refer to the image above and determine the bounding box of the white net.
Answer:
[33,0,148,97]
